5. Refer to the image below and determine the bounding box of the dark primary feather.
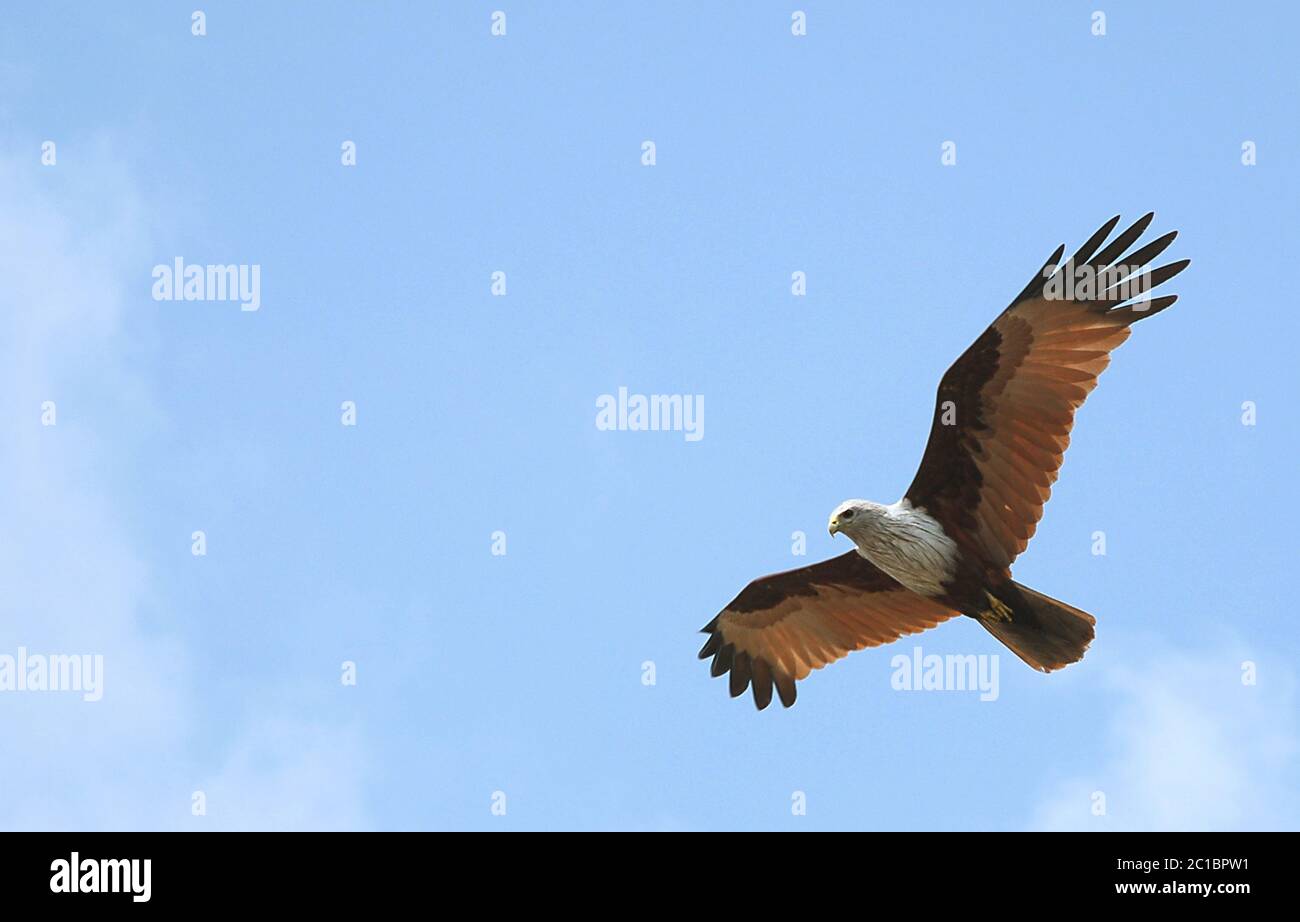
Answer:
[1087,212,1154,271]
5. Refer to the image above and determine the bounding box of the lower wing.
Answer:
[699,552,957,709]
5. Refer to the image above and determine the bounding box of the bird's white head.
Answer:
[828,499,881,539]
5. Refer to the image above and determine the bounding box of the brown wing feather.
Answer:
[906,214,1188,570]
[698,552,957,709]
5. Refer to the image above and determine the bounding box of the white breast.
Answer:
[852,500,959,597]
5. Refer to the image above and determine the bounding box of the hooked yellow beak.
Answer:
[828,517,840,536]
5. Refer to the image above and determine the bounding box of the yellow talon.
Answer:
[982,592,1015,623]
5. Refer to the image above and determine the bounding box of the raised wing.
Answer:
[905,213,1189,571]
[698,552,957,709]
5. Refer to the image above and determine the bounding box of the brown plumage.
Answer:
[700,214,1188,709]
[699,552,957,708]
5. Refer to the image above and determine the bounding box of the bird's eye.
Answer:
[841,509,855,520]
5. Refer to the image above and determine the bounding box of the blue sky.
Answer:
[1,2,1296,830]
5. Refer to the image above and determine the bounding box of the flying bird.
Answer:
[699,214,1188,709]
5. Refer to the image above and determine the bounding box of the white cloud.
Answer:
[0,150,370,830]
[186,717,371,831]
[1030,646,1299,831]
